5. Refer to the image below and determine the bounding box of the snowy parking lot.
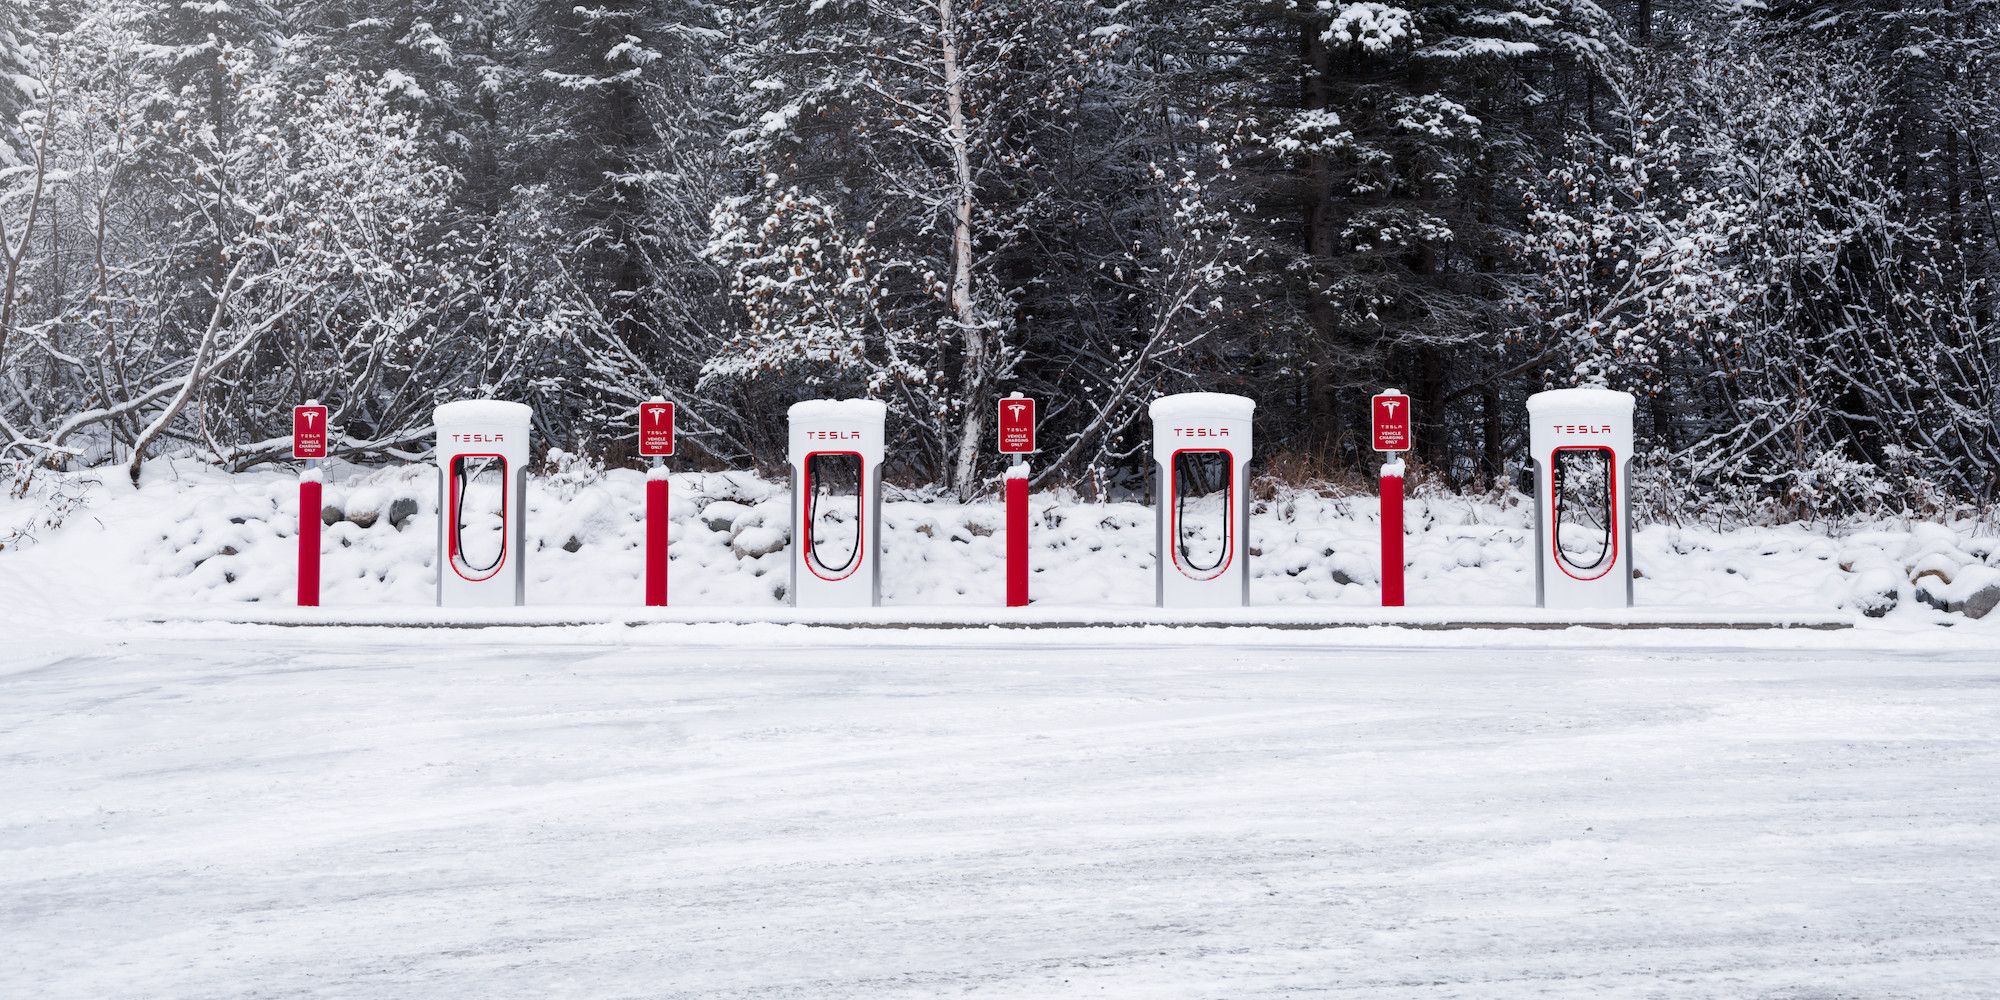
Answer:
[4,626,1999,998]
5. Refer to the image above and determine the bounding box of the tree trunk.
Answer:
[940,0,988,500]
[1300,23,1342,452]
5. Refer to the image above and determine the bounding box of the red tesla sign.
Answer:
[292,404,328,459]
[639,401,675,457]
[997,396,1036,453]
[1371,391,1411,453]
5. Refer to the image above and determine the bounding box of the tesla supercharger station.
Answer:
[788,399,885,608]
[1528,388,1635,610]
[1150,392,1254,608]
[435,400,531,607]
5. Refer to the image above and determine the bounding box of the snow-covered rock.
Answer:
[700,500,751,533]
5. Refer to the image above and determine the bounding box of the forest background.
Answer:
[1,0,1994,522]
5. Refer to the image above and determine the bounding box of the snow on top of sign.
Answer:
[1147,392,1255,421]
[434,399,533,427]
[1004,462,1030,480]
[787,398,887,422]
[1526,388,1635,417]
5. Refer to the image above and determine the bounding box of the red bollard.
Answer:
[646,474,669,606]
[1380,466,1404,607]
[1006,470,1029,607]
[297,476,321,607]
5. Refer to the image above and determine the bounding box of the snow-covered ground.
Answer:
[4,626,1999,998]
[3,459,1998,622]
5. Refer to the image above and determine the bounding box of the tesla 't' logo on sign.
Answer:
[1380,399,1401,418]
[1006,402,1027,419]
[301,411,319,428]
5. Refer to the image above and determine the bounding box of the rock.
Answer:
[1854,587,1899,618]
[388,498,419,529]
[561,536,583,553]
[1847,564,1903,618]
[1330,569,1355,586]
[731,525,787,559]
[1964,583,2000,620]
[963,520,995,538]
[1915,576,1953,614]
[1908,551,1958,586]
[1901,523,1967,564]
[701,500,751,533]
[344,487,388,528]
[321,505,343,525]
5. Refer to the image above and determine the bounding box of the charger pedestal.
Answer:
[645,469,669,606]
[1379,461,1404,607]
[297,471,321,607]
[1005,463,1029,607]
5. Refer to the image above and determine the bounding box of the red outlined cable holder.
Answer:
[801,450,866,582]
[446,454,509,582]
[1167,447,1234,582]
[1550,445,1618,582]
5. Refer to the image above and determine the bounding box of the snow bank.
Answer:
[2,462,1996,623]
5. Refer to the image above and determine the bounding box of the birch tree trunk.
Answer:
[939,0,988,500]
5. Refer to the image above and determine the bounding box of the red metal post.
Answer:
[297,478,321,607]
[1006,473,1029,607]
[646,475,669,606]
[1380,469,1404,607]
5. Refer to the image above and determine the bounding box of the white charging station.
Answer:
[1528,388,1635,610]
[1150,392,1254,608]
[435,400,531,607]
[788,399,886,608]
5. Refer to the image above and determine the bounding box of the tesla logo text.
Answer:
[452,432,507,443]
[806,430,861,440]
[1551,424,1612,435]
[1173,427,1231,437]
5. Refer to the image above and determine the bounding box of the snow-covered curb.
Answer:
[131,603,1855,631]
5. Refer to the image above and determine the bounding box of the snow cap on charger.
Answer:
[786,398,887,422]
[433,399,533,427]
[1147,392,1255,421]
[1525,388,1634,417]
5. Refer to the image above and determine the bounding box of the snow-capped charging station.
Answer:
[1151,392,1254,608]
[789,399,886,608]
[1528,388,1635,610]
[435,400,531,607]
